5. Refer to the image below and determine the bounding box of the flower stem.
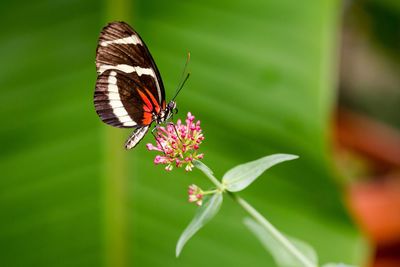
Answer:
[206,173,223,189]
[202,189,219,196]
[228,192,315,267]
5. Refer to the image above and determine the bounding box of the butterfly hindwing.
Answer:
[94,21,166,129]
[124,125,150,149]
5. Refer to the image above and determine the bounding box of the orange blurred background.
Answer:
[335,1,400,266]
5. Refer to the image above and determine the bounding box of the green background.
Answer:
[0,0,368,266]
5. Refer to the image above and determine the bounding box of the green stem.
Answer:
[194,160,315,267]
[229,193,315,267]
[206,173,223,189]
[202,189,219,196]
[103,1,132,266]
[192,160,224,190]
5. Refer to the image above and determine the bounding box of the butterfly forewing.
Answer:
[94,21,166,129]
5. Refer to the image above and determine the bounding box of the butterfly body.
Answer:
[94,21,177,149]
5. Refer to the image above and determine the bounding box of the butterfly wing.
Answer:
[94,21,166,128]
[124,125,150,149]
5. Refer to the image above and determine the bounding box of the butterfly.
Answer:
[94,21,189,149]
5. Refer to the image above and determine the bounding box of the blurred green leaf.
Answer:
[244,217,318,267]
[222,154,298,192]
[176,193,223,257]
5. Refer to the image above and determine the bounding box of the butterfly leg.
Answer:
[151,125,168,154]
[166,122,182,142]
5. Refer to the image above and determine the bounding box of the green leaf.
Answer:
[193,160,215,178]
[176,193,223,257]
[222,154,298,192]
[322,264,358,267]
[244,218,318,267]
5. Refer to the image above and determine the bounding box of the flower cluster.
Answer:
[188,184,204,206]
[146,112,204,171]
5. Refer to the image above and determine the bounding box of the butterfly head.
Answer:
[157,100,177,123]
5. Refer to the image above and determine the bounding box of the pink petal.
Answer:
[187,112,194,121]
[146,143,162,151]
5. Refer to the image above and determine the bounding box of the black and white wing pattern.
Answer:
[94,21,167,148]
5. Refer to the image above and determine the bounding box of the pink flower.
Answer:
[146,112,205,171]
[188,184,203,206]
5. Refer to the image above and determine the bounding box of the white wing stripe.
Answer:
[135,67,155,76]
[99,64,156,78]
[108,100,124,107]
[100,35,142,46]
[123,121,137,127]
[107,92,122,100]
[119,115,133,123]
[107,71,137,127]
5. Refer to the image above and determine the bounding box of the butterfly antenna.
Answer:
[172,52,191,101]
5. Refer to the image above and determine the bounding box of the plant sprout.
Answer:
[146,112,357,267]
